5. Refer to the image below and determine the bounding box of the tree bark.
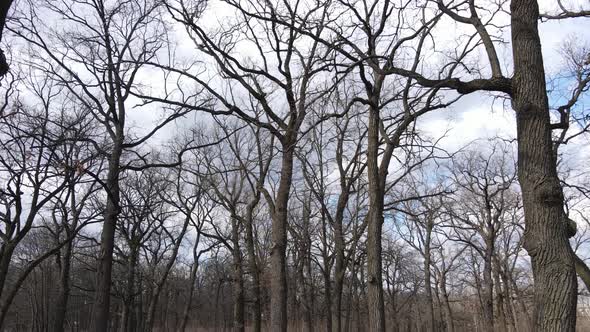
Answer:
[269,141,295,332]
[53,239,73,332]
[333,186,351,332]
[231,216,245,332]
[494,263,507,332]
[366,104,385,332]
[440,280,454,332]
[0,244,15,300]
[510,1,577,330]
[245,210,261,332]
[91,143,123,332]
[424,223,435,332]
[120,245,139,332]
[482,240,494,332]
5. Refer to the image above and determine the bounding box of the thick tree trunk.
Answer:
[0,244,15,328]
[482,242,494,332]
[494,264,507,332]
[53,240,73,332]
[269,142,295,332]
[510,1,577,330]
[366,106,385,332]
[0,244,15,300]
[91,144,122,332]
[333,190,349,332]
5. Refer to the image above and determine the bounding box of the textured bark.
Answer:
[482,241,494,332]
[53,239,73,332]
[575,255,590,292]
[92,145,122,332]
[0,244,15,301]
[366,104,385,332]
[269,142,295,332]
[511,0,577,330]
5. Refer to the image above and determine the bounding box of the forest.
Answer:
[0,0,589,331]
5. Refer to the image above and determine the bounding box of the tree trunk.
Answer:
[424,225,435,332]
[232,217,245,332]
[53,240,73,332]
[510,0,577,330]
[494,263,507,332]
[92,144,123,332]
[180,234,203,332]
[440,273,454,332]
[333,190,349,332]
[245,206,261,332]
[366,105,385,332]
[301,198,314,332]
[269,142,295,332]
[502,272,516,332]
[482,242,494,332]
[304,255,314,332]
[0,244,15,300]
[120,245,139,332]
[323,263,333,332]
[510,272,531,329]
[320,208,333,332]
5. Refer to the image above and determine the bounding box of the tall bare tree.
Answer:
[141,1,342,329]
[10,1,201,329]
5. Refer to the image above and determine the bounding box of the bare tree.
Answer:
[141,1,342,329]
[0,75,93,328]
[10,0,202,329]
[444,141,519,331]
